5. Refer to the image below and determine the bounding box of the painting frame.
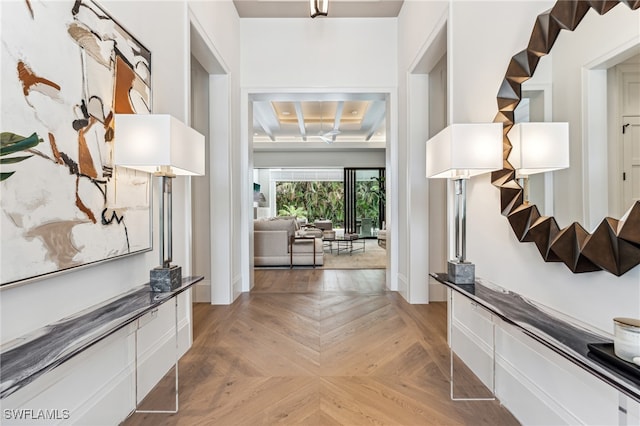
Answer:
[1,0,154,288]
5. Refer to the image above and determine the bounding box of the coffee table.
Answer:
[323,236,365,255]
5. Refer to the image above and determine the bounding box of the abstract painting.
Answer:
[1,0,152,286]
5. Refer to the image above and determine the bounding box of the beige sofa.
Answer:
[254,217,324,267]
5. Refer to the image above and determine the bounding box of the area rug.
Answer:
[321,239,387,269]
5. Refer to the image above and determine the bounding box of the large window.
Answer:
[344,168,385,238]
[275,180,344,225]
[254,168,385,238]
[254,168,343,223]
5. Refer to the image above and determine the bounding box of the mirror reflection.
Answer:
[511,3,640,232]
[514,87,551,214]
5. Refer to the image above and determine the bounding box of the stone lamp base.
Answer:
[447,260,475,284]
[150,265,182,292]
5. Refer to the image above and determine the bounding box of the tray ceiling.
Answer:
[252,93,387,145]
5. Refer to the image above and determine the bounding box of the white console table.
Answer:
[431,273,640,424]
[0,276,203,414]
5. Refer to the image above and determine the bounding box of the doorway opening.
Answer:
[190,18,232,305]
[247,91,391,288]
[344,167,385,238]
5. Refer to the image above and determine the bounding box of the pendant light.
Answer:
[310,0,328,18]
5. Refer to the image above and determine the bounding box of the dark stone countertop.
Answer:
[0,276,203,399]
[430,272,640,403]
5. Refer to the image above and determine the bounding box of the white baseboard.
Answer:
[193,280,211,303]
[397,273,408,301]
[429,281,446,301]
[232,274,242,302]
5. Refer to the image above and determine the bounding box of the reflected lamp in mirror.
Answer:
[508,122,569,204]
[426,123,503,284]
[114,114,205,292]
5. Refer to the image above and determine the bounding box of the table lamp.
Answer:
[114,114,205,292]
[507,122,569,203]
[426,123,503,284]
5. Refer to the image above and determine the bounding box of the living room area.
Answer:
[253,167,387,270]
[249,96,389,271]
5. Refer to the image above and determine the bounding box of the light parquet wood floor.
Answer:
[123,269,519,426]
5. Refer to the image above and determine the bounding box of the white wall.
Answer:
[427,53,448,302]
[397,1,449,302]
[184,0,242,304]
[191,56,212,303]
[187,0,243,305]
[0,1,241,423]
[254,149,385,168]
[241,19,397,89]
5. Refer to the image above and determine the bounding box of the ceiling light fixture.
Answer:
[310,0,328,18]
[317,101,339,144]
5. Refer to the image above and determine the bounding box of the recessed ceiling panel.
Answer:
[254,94,386,144]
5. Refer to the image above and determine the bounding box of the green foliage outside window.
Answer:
[275,178,384,228]
[276,181,345,226]
[356,179,382,227]
[277,204,308,219]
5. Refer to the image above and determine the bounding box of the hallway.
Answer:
[124,270,518,425]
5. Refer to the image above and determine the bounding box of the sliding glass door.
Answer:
[344,168,385,238]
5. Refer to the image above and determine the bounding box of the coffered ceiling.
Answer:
[251,93,387,145]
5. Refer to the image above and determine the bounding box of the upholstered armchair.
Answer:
[313,220,335,239]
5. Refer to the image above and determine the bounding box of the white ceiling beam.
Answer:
[294,102,307,141]
[253,141,386,152]
[253,102,279,141]
[362,100,386,141]
[332,101,344,131]
[332,101,344,142]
